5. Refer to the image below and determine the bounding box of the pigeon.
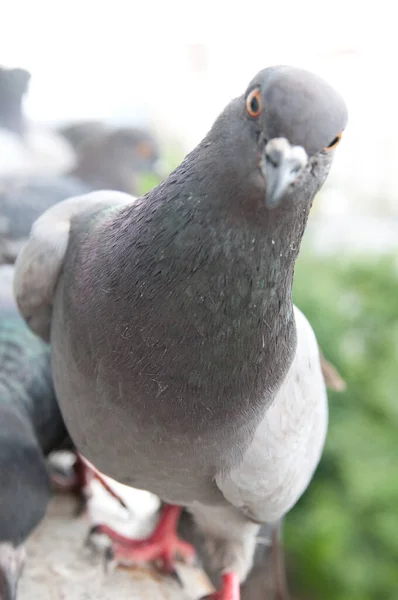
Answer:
[0,266,69,600]
[57,120,107,152]
[179,513,288,600]
[68,126,162,193]
[0,66,75,178]
[0,67,30,136]
[0,127,163,264]
[0,175,91,264]
[14,65,347,600]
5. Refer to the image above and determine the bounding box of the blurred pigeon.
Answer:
[68,126,162,192]
[0,265,69,600]
[14,65,347,600]
[0,127,163,264]
[0,175,91,264]
[0,66,75,178]
[57,120,107,152]
[0,67,30,136]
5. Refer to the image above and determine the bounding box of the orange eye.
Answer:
[246,88,262,117]
[324,132,342,151]
[136,141,154,159]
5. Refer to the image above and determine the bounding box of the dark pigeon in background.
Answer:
[56,120,107,152]
[0,266,69,600]
[0,66,75,179]
[0,126,162,264]
[68,126,162,192]
[14,66,347,600]
[0,176,91,264]
[0,67,30,136]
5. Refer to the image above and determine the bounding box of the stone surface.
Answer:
[19,476,213,600]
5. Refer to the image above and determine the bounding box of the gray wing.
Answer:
[13,190,135,341]
[215,306,328,524]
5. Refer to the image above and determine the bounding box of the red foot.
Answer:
[203,572,240,600]
[93,505,196,573]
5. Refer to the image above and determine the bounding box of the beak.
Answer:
[262,138,308,208]
[0,544,25,600]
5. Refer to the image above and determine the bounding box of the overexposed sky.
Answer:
[2,0,398,214]
[1,0,394,127]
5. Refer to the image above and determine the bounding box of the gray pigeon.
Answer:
[0,265,69,600]
[14,65,347,600]
[0,127,163,265]
[56,120,107,151]
[68,126,162,192]
[0,175,91,264]
[0,67,30,136]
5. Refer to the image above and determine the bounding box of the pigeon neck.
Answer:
[166,142,314,322]
[214,199,310,330]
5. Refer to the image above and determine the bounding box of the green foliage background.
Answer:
[288,253,398,600]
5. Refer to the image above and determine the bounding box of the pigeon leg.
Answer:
[51,453,129,514]
[272,524,291,600]
[91,504,196,574]
[201,572,240,600]
[75,455,130,510]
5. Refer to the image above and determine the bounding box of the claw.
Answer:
[168,568,184,588]
[84,525,100,549]
[103,546,115,574]
[91,505,196,576]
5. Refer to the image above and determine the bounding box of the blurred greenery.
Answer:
[136,139,184,197]
[288,253,398,600]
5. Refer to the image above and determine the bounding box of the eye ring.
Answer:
[246,88,262,118]
[136,141,154,159]
[324,132,342,151]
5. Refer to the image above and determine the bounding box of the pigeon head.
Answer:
[58,120,107,151]
[206,65,347,211]
[78,127,160,173]
[72,126,162,194]
[106,128,160,173]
